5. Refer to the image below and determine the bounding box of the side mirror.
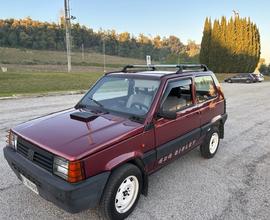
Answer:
[157,109,177,120]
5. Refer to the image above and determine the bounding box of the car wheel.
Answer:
[227,79,232,83]
[100,164,142,220]
[200,127,220,159]
[246,79,251,83]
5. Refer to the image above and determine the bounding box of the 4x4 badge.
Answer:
[27,149,35,161]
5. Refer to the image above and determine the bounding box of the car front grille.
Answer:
[17,137,54,172]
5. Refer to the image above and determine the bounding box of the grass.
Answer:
[0,71,103,97]
[0,47,144,67]
[264,75,270,81]
[0,47,145,97]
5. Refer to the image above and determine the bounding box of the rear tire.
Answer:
[200,127,220,159]
[100,164,142,220]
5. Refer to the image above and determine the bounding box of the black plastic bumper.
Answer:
[3,146,110,213]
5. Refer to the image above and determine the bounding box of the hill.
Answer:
[0,47,145,73]
[0,47,147,97]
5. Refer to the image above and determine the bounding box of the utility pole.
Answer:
[103,37,106,73]
[81,43,85,61]
[64,0,72,72]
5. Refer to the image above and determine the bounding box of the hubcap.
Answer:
[115,175,139,213]
[209,132,219,154]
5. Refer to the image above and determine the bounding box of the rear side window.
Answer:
[195,76,217,103]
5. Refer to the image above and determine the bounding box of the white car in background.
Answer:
[252,73,264,82]
[258,73,265,82]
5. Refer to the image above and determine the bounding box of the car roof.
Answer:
[105,64,213,80]
[106,70,214,80]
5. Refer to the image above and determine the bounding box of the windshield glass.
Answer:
[78,76,160,117]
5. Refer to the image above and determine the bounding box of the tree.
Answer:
[0,17,199,62]
[200,15,261,73]
[19,31,32,47]
[208,19,221,72]
[163,35,185,54]
[200,17,212,66]
[186,40,200,57]
[259,64,268,74]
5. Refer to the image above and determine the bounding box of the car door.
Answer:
[241,74,249,82]
[194,75,223,131]
[153,77,201,167]
[234,74,242,83]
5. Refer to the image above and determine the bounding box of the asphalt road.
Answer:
[0,82,270,220]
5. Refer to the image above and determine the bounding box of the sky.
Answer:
[0,0,269,63]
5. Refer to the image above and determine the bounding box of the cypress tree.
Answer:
[226,17,234,72]
[200,15,261,73]
[199,17,212,66]
[254,25,261,70]
[219,16,227,72]
[209,19,221,72]
[247,17,254,72]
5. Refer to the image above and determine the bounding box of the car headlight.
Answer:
[7,130,18,150]
[53,156,85,183]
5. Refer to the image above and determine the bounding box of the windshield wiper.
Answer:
[88,97,103,108]
[129,115,144,123]
[75,103,87,109]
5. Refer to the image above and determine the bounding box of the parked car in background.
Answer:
[252,73,264,82]
[224,73,256,83]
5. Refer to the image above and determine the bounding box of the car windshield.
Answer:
[77,76,160,118]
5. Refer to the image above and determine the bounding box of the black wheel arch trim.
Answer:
[130,158,149,196]
[201,113,228,138]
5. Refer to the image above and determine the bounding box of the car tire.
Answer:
[200,127,220,159]
[227,79,232,83]
[100,163,142,220]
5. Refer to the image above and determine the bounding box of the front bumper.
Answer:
[3,146,110,213]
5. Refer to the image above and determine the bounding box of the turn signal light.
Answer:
[68,161,85,183]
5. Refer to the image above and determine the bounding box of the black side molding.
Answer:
[142,149,156,166]
[156,128,201,159]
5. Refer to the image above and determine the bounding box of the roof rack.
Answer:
[121,64,209,73]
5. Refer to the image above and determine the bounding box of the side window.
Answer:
[161,79,193,113]
[195,76,217,103]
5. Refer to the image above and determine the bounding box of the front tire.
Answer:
[200,127,220,158]
[100,164,142,220]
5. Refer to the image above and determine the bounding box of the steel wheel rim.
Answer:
[115,175,139,213]
[209,132,219,154]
